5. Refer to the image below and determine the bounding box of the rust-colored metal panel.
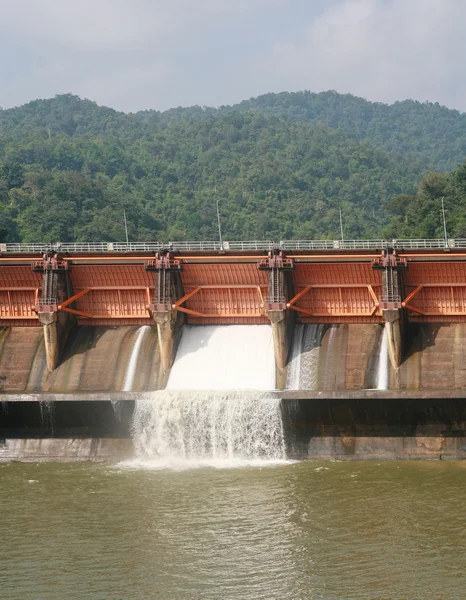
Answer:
[78,318,153,326]
[74,289,152,324]
[0,266,41,326]
[404,262,466,285]
[181,263,267,286]
[180,264,269,323]
[185,316,268,325]
[403,262,466,322]
[70,264,153,288]
[292,263,383,323]
[294,263,381,286]
[69,265,154,325]
[0,265,42,288]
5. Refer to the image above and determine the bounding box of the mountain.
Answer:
[230,91,466,172]
[0,91,465,242]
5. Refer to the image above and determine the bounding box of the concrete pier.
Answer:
[383,309,404,369]
[36,257,75,371]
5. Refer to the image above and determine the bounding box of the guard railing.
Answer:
[2,239,466,253]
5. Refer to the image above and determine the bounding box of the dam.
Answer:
[2,238,466,461]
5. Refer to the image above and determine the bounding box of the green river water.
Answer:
[1,460,466,600]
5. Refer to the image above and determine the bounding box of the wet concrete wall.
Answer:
[303,324,383,390]
[287,322,466,391]
[282,397,466,460]
[2,322,466,394]
[0,326,163,393]
[397,323,466,390]
[0,400,135,462]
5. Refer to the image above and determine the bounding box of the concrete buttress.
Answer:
[383,308,404,369]
[146,252,185,378]
[35,253,75,371]
[372,249,408,370]
[259,250,295,388]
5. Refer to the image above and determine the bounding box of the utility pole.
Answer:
[441,197,448,248]
[339,208,344,241]
[123,209,129,245]
[216,196,223,249]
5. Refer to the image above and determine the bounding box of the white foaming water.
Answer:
[287,324,323,390]
[129,391,287,468]
[122,326,150,392]
[167,325,275,390]
[323,325,338,389]
[376,326,389,390]
[128,325,288,469]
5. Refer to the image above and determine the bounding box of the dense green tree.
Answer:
[1,91,466,243]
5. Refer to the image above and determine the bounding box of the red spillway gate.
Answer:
[3,247,466,326]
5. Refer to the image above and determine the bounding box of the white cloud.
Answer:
[1,0,466,111]
[258,0,466,109]
[0,0,278,47]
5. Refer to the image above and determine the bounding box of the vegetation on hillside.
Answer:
[0,91,465,243]
[384,163,466,239]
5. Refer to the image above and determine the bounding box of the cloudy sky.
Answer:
[1,0,465,113]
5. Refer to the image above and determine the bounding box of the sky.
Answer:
[1,0,466,113]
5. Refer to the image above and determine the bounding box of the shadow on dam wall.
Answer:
[0,326,163,394]
[288,322,466,391]
[1,322,466,393]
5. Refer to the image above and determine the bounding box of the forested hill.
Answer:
[231,92,466,172]
[0,92,465,243]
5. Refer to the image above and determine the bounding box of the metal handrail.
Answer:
[2,239,466,253]
[390,239,451,249]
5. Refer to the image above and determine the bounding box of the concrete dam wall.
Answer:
[2,242,466,462]
[2,322,466,394]
[2,321,466,462]
[0,326,163,393]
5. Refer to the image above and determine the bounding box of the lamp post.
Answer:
[123,209,129,245]
[441,197,448,248]
[216,196,223,249]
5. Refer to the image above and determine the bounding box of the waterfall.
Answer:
[376,327,389,390]
[131,391,286,467]
[122,326,150,392]
[323,325,338,389]
[287,324,323,390]
[116,326,150,421]
[166,325,275,390]
[128,325,287,468]
[39,401,54,435]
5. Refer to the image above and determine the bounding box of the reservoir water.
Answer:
[3,324,465,598]
[2,460,466,599]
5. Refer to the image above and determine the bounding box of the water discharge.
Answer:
[287,324,323,390]
[130,325,286,468]
[131,391,286,468]
[166,325,275,390]
[376,326,389,390]
[122,326,150,391]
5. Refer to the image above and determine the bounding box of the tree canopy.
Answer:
[0,91,465,243]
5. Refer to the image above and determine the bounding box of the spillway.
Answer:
[122,326,150,392]
[131,391,286,466]
[166,325,275,391]
[130,325,286,466]
[287,324,324,390]
[376,327,389,390]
